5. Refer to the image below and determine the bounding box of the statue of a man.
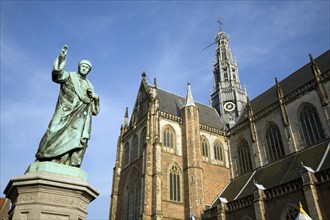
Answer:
[35,45,100,167]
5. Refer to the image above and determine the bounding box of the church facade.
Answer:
[109,24,330,220]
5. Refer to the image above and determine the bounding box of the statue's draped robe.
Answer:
[36,57,100,162]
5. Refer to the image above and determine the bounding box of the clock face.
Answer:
[224,101,236,112]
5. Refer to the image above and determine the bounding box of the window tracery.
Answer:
[265,123,285,162]
[237,140,253,174]
[201,136,209,159]
[299,103,325,146]
[163,126,175,148]
[122,168,141,220]
[214,140,224,162]
[169,164,181,202]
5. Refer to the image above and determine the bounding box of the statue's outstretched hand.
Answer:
[60,45,68,58]
[57,45,68,69]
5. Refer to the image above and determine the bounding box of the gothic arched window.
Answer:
[201,136,209,159]
[123,142,130,167]
[122,168,141,220]
[299,103,325,146]
[222,51,227,60]
[131,135,139,161]
[163,126,175,148]
[265,123,285,162]
[214,141,224,162]
[237,140,253,174]
[169,164,181,202]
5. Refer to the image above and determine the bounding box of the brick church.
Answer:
[109,24,330,220]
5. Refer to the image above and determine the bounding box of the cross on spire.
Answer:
[217,16,223,31]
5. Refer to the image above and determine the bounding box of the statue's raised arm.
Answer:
[52,45,69,83]
[36,45,100,167]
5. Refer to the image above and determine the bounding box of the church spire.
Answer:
[185,82,196,107]
[210,19,247,128]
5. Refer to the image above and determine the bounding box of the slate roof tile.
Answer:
[157,88,227,130]
[218,140,330,202]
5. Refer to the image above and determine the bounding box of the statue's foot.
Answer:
[60,153,69,164]
[70,151,82,167]
[51,158,60,163]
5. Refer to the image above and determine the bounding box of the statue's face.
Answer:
[79,63,91,75]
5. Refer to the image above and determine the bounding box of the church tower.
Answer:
[210,21,247,128]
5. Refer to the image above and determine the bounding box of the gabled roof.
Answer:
[236,50,330,124]
[157,88,227,130]
[218,140,330,203]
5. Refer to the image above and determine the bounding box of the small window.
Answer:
[214,141,224,162]
[224,72,228,81]
[163,126,175,148]
[201,136,209,159]
[169,165,181,202]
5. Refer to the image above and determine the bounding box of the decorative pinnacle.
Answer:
[124,107,128,118]
[275,77,281,89]
[124,107,129,127]
[185,82,196,107]
[309,54,317,66]
[141,71,146,78]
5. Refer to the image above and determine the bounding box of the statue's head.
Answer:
[78,60,92,75]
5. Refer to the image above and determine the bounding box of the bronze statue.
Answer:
[36,45,100,167]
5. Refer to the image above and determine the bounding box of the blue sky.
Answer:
[1,1,329,219]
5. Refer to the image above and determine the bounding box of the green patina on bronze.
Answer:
[35,45,100,167]
[26,161,88,181]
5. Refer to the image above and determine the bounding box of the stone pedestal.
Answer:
[4,162,99,220]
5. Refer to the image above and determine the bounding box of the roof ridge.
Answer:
[234,170,256,200]
[316,140,330,171]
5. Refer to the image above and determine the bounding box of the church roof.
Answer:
[236,50,330,124]
[157,88,227,130]
[217,140,330,203]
